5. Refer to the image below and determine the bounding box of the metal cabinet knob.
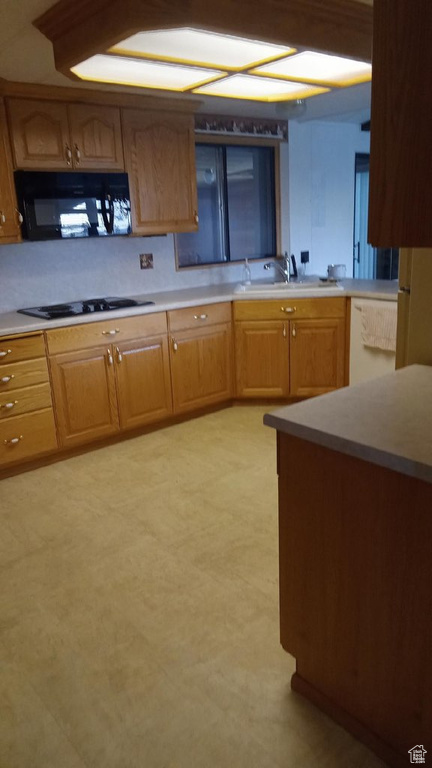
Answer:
[281,307,296,314]
[1,374,14,383]
[4,435,23,445]
[0,400,18,409]
[102,329,120,336]
[193,314,208,320]
[0,349,12,357]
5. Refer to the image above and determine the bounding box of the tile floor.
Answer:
[0,405,385,767]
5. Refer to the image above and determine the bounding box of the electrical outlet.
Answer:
[140,253,153,269]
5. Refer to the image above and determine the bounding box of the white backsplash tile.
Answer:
[0,236,265,312]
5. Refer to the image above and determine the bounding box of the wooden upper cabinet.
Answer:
[7,98,124,171]
[369,0,432,246]
[67,104,124,170]
[0,99,21,242]
[8,98,71,170]
[122,109,198,235]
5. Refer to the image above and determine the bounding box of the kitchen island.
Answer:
[264,365,432,768]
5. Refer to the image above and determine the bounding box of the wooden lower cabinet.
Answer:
[50,335,173,447]
[170,324,233,413]
[0,332,58,469]
[49,345,120,448]
[290,318,346,397]
[234,299,347,399]
[115,336,172,430]
[235,321,289,398]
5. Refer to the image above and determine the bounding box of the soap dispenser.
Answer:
[242,258,252,285]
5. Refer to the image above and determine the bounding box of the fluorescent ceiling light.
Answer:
[71,54,225,91]
[252,50,372,86]
[110,28,295,70]
[193,74,329,102]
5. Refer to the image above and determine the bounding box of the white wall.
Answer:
[0,123,367,312]
[288,120,370,278]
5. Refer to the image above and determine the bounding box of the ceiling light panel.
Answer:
[252,50,372,86]
[193,74,329,102]
[71,54,225,91]
[109,28,295,70]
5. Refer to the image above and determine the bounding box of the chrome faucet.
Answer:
[263,253,291,283]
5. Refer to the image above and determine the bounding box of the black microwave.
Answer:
[14,171,131,241]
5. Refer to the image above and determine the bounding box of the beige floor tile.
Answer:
[0,406,385,767]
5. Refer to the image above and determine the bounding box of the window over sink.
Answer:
[176,142,277,268]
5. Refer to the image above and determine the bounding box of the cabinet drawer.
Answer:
[46,312,167,354]
[0,357,49,391]
[168,302,232,332]
[0,382,53,419]
[233,298,346,321]
[0,409,58,467]
[0,333,45,364]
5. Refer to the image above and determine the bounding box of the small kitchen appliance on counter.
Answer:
[17,297,154,320]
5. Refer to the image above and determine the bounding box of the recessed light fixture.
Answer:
[193,74,329,102]
[71,54,226,91]
[252,50,372,86]
[109,28,296,71]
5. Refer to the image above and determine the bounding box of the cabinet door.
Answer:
[290,318,345,397]
[8,98,72,170]
[115,335,172,430]
[68,104,124,170]
[122,109,198,235]
[235,321,289,398]
[50,346,119,447]
[0,99,21,242]
[170,324,232,414]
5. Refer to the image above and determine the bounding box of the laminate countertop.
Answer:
[264,364,432,484]
[0,278,397,337]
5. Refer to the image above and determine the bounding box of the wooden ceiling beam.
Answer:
[34,0,373,77]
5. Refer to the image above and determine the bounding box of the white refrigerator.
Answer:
[396,248,432,368]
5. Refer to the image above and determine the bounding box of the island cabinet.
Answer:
[0,98,21,243]
[122,109,198,235]
[167,303,233,414]
[234,298,347,398]
[7,98,124,171]
[0,333,58,468]
[265,366,432,768]
[46,313,172,448]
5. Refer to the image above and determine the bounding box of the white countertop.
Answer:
[0,279,398,337]
[264,365,432,484]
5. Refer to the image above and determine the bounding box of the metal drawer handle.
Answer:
[65,144,72,166]
[102,329,120,336]
[193,314,208,321]
[15,208,24,224]
[172,338,178,352]
[107,348,113,365]
[281,307,296,314]
[0,211,6,225]
[0,400,18,409]
[0,349,12,357]
[4,435,23,445]
[116,346,123,363]
[1,375,14,383]
[74,144,81,165]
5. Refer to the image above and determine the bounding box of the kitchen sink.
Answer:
[234,280,344,295]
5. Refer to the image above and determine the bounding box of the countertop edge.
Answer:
[263,413,432,484]
[0,281,398,337]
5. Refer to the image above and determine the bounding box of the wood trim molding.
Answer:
[34,0,373,77]
[0,79,201,114]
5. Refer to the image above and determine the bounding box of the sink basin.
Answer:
[234,280,344,295]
